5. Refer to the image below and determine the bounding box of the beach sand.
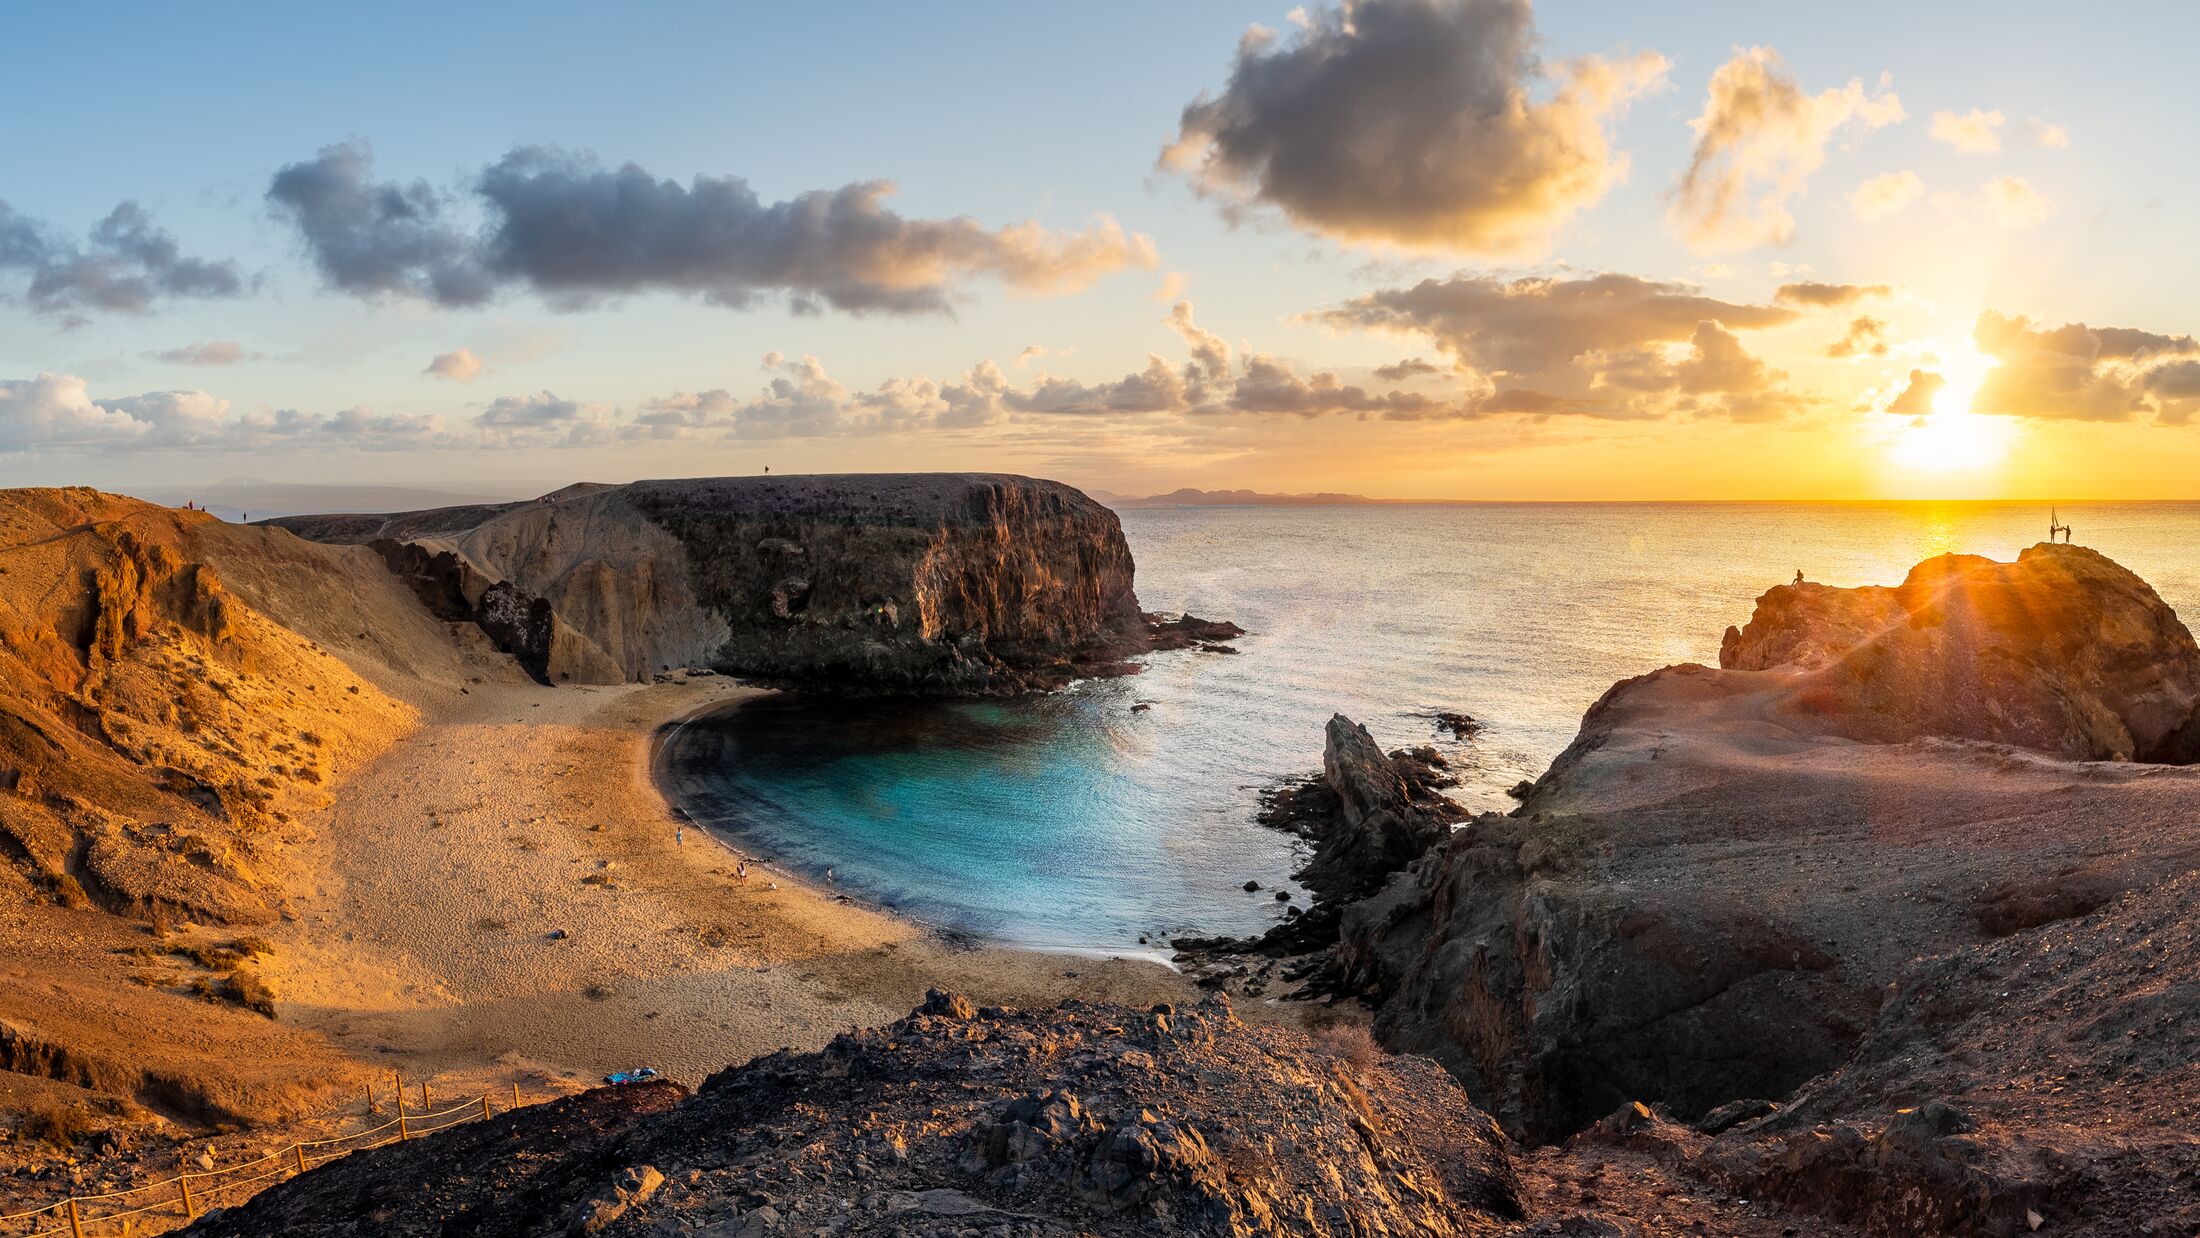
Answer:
[264,675,1216,1095]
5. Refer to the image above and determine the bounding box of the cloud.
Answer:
[269,142,1155,316]
[2024,118,2070,149]
[1774,281,1890,309]
[1373,357,1443,381]
[0,200,242,317]
[1929,108,2004,153]
[636,301,1486,437]
[1980,175,2055,228]
[1827,315,1889,358]
[0,372,444,453]
[1313,271,1805,421]
[1970,310,2200,422]
[1162,0,1666,254]
[145,341,255,366]
[474,390,618,447]
[424,347,485,383]
[1310,271,1795,372]
[1670,47,1904,251]
[1847,170,1924,222]
[1885,368,1944,415]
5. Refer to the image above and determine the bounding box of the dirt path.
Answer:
[267,676,1210,1093]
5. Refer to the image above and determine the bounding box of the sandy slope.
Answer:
[266,675,1210,1093]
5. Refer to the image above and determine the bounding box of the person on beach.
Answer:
[676,824,684,847]
[736,861,748,881]
[825,866,834,886]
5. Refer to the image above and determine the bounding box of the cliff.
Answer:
[1242,544,2200,1232]
[272,474,1161,694]
[181,993,1526,1237]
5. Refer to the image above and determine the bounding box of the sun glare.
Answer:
[1887,339,2011,474]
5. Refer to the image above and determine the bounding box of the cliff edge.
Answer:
[271,474,1161,694]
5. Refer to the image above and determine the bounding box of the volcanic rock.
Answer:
[1335,544,2200,1151]
[274,474,1203,694]
[1718,544,2200,761]
[179,995,1526,1237]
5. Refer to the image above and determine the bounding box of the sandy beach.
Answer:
[265,675,1218,1095]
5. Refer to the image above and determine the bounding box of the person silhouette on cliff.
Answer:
[1794,569,1805,586]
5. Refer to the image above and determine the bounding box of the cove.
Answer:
[655,684,1304,951]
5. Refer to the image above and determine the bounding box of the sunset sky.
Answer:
[4,1,2197,500]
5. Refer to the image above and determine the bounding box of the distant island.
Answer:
[1090,486,1381,508]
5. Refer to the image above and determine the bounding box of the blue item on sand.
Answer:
[604,1067,661,1085]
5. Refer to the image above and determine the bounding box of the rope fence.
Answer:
[0,1075,532,1237]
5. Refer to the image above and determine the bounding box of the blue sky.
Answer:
[3,2,2197,498]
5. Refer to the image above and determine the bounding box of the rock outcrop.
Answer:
[1718,544,2200,761]
[1321,545,2200,1151]
[274,474,1184,694]
[182,994,1526,1237]
[1259,714,1467,905]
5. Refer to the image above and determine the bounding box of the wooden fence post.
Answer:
[180,1172,196,1219]
[395,1081,409,1141]
[365,1080,376,1114]
[480,1094,492,1121]
[295,1144,309,1176]
[421,1081,430,1111]
[66,1197,84,1238]
[512,1081,521,1110]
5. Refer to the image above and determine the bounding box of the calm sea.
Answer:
[657,502,2200,952]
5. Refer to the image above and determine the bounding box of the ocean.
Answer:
[656,501,2200,952]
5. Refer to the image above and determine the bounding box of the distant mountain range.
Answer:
[1088,487,1380,508]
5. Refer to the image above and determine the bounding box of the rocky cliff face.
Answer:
[273,474,1160,694]
[1320,544,2200,1153]
[181,993,1525,1237]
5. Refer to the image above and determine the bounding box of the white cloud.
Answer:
[424,347,485,383]
[1981,175,2055,228]
[1929,108,2005,153]
[1848,170,1925,221]
[2025,118,2071,149]
[1671,47,1905,251]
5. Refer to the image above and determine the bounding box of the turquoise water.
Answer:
[657,502,2200,951]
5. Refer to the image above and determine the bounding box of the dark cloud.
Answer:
[1827,315,1888,358]
[1311,272,1795,373]
[1162,0,1664,253]
[269,142,1154,316]
[145,341,255,366]
[266,143,492,305]
[1971,310,2200,422]
[1775,281,1891,309]
[0,199,242,317]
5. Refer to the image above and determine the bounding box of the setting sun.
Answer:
[1885,338,2013,475]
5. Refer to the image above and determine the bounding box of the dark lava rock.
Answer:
[181,995,1524,1237]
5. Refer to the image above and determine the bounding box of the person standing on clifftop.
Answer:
[1794,569,1805,586]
